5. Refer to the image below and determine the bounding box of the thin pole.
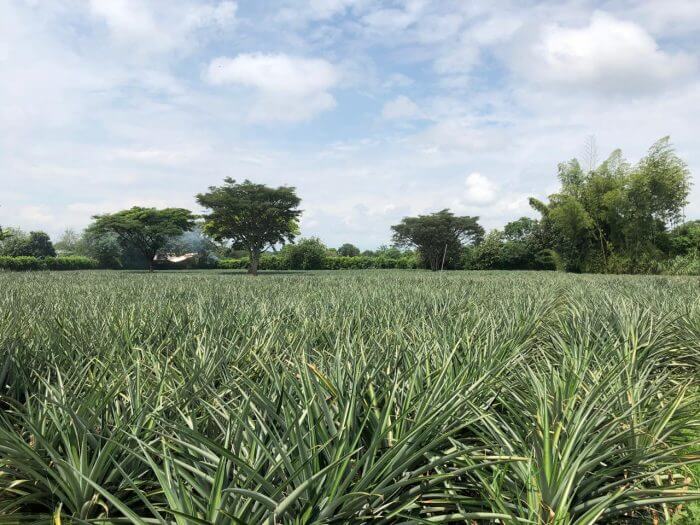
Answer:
[440,243,447,271]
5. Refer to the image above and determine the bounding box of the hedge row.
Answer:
[0,256,99,271]
[0,255,419,272]
[218,255,418,270]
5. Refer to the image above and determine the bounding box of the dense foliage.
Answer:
[0,229,56,258]
[0,271,698,522]
[197,178,302,275]
[473,138,694,274]
[92,207,196,271]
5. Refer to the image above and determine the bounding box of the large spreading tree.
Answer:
[392,209,484,270]
[91,207,195,271]
[196,178,302,275]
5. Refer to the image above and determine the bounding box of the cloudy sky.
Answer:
[2,0,699,248]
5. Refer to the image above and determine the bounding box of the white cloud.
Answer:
[110,147,206,166]
[302,0,361,20]
[88,0,236,54]
[624,0,700,36]
[89,0,157,42]
[433,34,480,76]
[206,53,340,121]
[276,0,373,25]
[470,14,522,46]
[381,95,421,120]
[524,11,697,95]
[207,53,338,96]
[414,13,463,44]
[464,172,497,204]
[430,12,523,78]
[190,1,237,27]
[361,0,426,33]
[415,119,509,157]
[18,206,55,226]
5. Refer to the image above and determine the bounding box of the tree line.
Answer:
[1,137,698,275]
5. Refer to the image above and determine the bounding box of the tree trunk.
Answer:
[248,249,260,276]
[597,226,607,268]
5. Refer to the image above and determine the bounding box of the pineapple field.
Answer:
[1,270,699,523]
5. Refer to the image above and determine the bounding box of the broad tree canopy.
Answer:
[196,178,302,275]
[392,209,484,270]
[92,207,195,270]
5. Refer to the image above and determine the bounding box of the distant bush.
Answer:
[218,254,418,271]
[46,256,99,271]
[337,243,360,257]
[0,256,98,271]
[281,238,327,270]
[0,256,45,271]
[218,255,282,271]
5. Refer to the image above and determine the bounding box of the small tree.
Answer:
[55,228,81,254]
[337,243,360,257]
[392,209,484,271]
[282,237,327,270]
[197,178,302,275]
[469,230,504,270]
[669,220,700,256]
[0,228,26,256]
[0,229,56,257]
[26,232,56,258]
[79,225,124,269]
[91,207,195,271]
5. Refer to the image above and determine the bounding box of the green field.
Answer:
[1,270,699,523]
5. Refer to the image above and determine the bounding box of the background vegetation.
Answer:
[1,137,698,274]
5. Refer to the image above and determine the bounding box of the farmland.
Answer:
[1,270,699,523]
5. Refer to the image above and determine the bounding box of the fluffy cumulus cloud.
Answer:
[463,172,497,204]
[88,0,237,54]
[523,12,697,95]
[1,0,700,246]
[206,53,339,121]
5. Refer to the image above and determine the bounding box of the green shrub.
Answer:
[218,257,248,270]
[218,254,418,271]
[281,238,327,270]
[46,256,99,271]
[0,256,45,271]
[0,256,98,271]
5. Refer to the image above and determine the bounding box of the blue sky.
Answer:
[2,0,699,248]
